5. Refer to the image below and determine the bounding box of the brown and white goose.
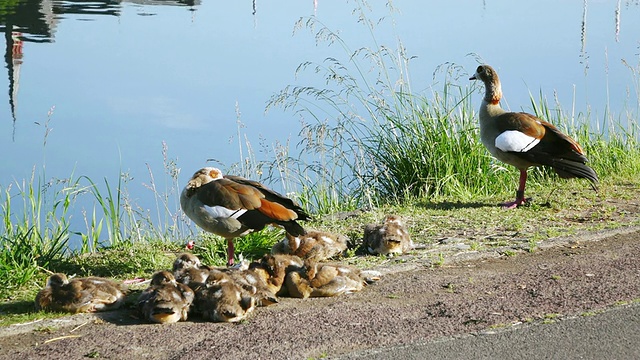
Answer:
[469,64,598,208]
[285,260,380,298]
[271,230,348,262]
[193,270,256,323]
[172,253,211,289]
[180,167,311,266]
[137,270,195,324]
[363,214,413,256]
[35,273,127,313]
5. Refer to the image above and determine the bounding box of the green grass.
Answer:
[49,240,182,278]
[0,168,76,297]
[191,228,285,267]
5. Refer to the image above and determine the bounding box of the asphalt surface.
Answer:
[337,303,640,359]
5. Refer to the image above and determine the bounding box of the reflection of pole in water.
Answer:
[252,0,257,28]
[580,0,589,75]
[615,0,620,42]
[11,32,23,128]
[4,29,23,141]
[1,0,58,140]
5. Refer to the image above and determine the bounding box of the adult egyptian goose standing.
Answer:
[469,64,598,208]
[181,167,311,266]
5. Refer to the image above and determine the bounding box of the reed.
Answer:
[0,168,75,296]
[269,5,492,208]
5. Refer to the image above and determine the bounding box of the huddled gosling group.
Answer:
[35,215,412,323]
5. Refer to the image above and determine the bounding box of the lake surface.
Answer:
[1,0,639,243]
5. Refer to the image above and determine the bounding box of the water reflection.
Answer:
[54,0,121,18]
[0,0,55,138]
[0,0,200,136]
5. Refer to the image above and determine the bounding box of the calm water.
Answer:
[1,0,639,241]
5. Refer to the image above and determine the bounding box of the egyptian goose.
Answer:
[469,64,598,208]
[193,270,256,323]
[172,253,211,289]
[285,260,380,298]
[137,270,195,324]
[220,267,278,306]
[271,230,348,262]
[247,253,305,297]
[209,254,305,306]
[363,214,413,255]
[35,273,126,313]
[180,167,311,266]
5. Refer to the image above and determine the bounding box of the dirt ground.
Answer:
[1,226,639,360]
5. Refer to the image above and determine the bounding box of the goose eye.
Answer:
[209,168,221,178]
[476,65,483,73]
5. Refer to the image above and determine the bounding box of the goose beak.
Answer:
[469,74,477,81]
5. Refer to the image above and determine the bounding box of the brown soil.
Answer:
[1,227,639,360]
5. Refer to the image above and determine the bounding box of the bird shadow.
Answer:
[415,200,497,210]
[415,198,554,210]
[94,307,144,326]
[0,294,148,327]
[0,299,34,317]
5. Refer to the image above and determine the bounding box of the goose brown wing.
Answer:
[495,112,546,139]
[495,112,597,186]
[495,112,587,162]
[195,177,263,210]
[224,175,311,221]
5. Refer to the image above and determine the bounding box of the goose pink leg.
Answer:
[226,239,235,266]
[503,170,528,209]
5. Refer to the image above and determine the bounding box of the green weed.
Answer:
[0,168,78,297]
[191,228,284,267]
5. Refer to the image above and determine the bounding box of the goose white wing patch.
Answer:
[204,205,246,220]
[495,130,540,152]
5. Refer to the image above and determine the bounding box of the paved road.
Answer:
[337,303,640,359]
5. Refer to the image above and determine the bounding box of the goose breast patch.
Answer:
[495,130,540,153]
